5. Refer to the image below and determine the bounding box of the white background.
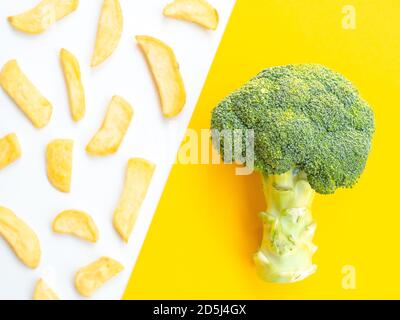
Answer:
[0,0,235,300]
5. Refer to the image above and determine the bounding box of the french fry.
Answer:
[75,257,123,297]
[0,133,21,170]
[91,0,123,67]
[114,158,155,242]
[33,279,59,300]
[52,210,99,243]
[163,0,219,30]
[46,139,73,193]
[0,60,52,128]
[0,207,41,269]
[8,0,79,34]
[136,35,186,118]
[86,96,133,156]
[60,49,85,122]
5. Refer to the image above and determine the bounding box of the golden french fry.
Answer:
[60,49,85,122]
[46,139,73,193]
[75,257,123,297]
[33,279,59,300]
[0,133,21,170]
[86,96,133,156]
[8,0,79,34]
[114,158,155,242]
[136,35,186,118]
[91,0,123,67]
[52,210,99,243]
[0,207,41,269]
[163,0,219,30]
[0,60,52,128]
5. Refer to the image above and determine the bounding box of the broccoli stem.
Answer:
[254,170,317,283]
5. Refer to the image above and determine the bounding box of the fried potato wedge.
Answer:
[0,60,52,128]
[8,0,79,34]
[86,96,133,156]
[136,36,186,118]
[0,207,41,269]
[91,0,123,67]
[60,49,85,122]
[46,139,73,193]
[0,133,21,170]
[114,158,155,242]
[33,279,59,300]
[163,0,219,30]
[75,257,123,297]
[52,210,99,243]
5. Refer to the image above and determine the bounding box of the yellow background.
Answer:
[124,0,400,299]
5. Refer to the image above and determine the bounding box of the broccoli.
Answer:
[211,64,375,283]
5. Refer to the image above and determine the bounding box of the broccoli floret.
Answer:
[211,64,375,282]
[212,64,374,194]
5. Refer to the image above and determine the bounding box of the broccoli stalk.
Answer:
[211,64,374,283]
[255,170,317,282]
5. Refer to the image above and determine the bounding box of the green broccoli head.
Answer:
[211,64,375,194]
